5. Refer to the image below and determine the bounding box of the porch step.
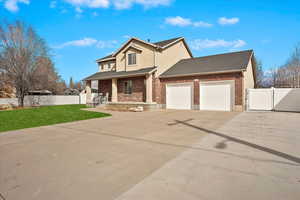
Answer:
[98,102,158,112]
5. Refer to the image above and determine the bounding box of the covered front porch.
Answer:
[84,67,157,109]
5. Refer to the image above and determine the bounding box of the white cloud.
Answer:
[190,39,246,50]
[4,0,29,12]
[64,0,110,8]
[193,21,213,28]
[75,6,83,13]
[55,38,97,48]
[123,35,131,39]
[50,1,57,8]
[165,16,191,27]
[92,11,98,16]
[96,40,118,48]
[63,0,171,10]
[54,38,118,49]
[2,0,171,12]
[165,16,212,28]
[218,17,239,25]
[113,0,171,10]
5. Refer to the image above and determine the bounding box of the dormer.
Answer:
[96,54,116,72]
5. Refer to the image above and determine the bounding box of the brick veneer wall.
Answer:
[155,72,244,109]
[117,76,146,102]
[98,79,112,100]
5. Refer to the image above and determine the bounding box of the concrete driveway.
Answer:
[0,109,299,200]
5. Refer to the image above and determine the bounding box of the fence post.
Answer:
[271,87,275,111]
[245,88,249,111]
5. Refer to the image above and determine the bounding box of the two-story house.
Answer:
[84,37,256,111]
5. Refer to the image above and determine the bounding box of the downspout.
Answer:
[153,48,156,67]
[125,52,127,72]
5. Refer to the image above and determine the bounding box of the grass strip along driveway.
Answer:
[0,105,110,133]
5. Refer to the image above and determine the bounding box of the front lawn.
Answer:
[0,105,111,133]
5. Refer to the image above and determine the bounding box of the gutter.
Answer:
[96,57,116,62]
[84,68,157,81]
[159,69,245,79]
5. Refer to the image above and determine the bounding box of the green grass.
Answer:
[0,105,111,133]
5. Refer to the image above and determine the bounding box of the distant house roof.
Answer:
[83,67,157,81]
[96,37,192,62]
[28,90,52,95]
[64,88,80,95]
[160,50,254,78]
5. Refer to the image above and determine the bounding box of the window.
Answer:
[128,53,136,65]
[124,80,133,94]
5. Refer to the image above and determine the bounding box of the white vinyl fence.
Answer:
[78,93,98,104]
[0,93,98,107]
[247,88,300,112]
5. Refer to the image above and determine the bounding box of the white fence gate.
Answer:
[247,88,300,112]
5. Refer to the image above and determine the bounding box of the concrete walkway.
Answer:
[0,110,299,200]
[116,111,300,200]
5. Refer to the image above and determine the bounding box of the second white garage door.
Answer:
[200,81,234,111]
[166,84,192,110]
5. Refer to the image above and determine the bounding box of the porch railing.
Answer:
[92,93,109,107]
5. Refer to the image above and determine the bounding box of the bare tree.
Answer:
[272,43,300,88]
[69,77,75,89]
[74,81,83,91]
[254,58,264,88]
[32,57,66,94]
[0,21,49,106]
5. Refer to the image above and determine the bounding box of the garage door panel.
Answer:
[200,81,233,111]
[166,84,192,110]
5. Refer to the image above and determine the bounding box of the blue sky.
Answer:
[1,0,300,82]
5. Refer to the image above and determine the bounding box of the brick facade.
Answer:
[154,72,244,109]
[98,77,146,102]
[98,72,244,110]
[98,79,112,100]
[117,76,145,102]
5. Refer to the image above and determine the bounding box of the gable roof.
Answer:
[160,50,254,78]
[153,37,183,48]
[96,54,115,62]
[96,36,192,62]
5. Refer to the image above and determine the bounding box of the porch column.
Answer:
[111,78,118,102]
[86,80,92,104]
[146,73,153,103]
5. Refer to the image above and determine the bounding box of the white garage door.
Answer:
[166,84,192,110]
[200,81,234,111]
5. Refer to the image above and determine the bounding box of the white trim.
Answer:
[113,37,157,57]
[96,57,116,62]
[127,52,137,66]
[160,69,244,79]
[166,82,194,110]
[160,37,183,49]
[87,69,157,81]
[158,38,193,58]
[199,80,235,111]
[122,45,143,54]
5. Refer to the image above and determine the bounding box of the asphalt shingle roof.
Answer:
[160,50,253,78]
[83,67,156,81]
[153,37,182,48]
[96,54,114,61]
[96,37,183,61]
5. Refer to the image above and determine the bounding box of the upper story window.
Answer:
[128,53,136,65]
